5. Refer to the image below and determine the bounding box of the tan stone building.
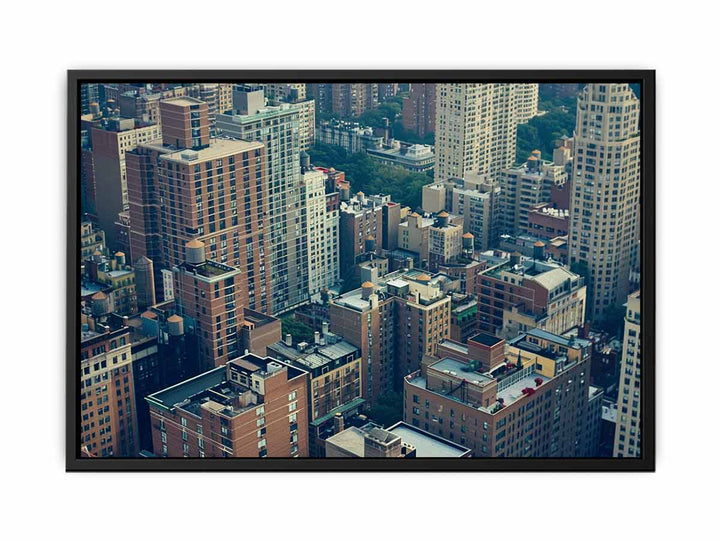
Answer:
[568,84,641,319]
[613,290,641,457]
[435,83,538,183]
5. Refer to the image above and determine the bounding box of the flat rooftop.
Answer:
[469,333,504,347]
[386,422,471,458]
[160,138,263,164]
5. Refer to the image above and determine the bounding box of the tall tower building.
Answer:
[613,290,641,458]
[434,83,536,183]
[216,86,307,315]
[568,84,640,320]
[331,83,378,117]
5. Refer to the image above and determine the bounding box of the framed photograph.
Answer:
[67,70,654,472]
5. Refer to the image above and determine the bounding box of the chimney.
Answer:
[314,331,321,345]
[322,321,329,336]
[284,333,292,346]
[333,413,344,434]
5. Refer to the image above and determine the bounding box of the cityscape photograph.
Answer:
[76,80,644,462]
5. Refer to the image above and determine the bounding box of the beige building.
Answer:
[568,84,640,320]
[515,84,539,124]
[423,174,501,252]
[613,290,641,458]
[428,212,463,271]
[399,212,433,264]
[499,151,568,236]
[435,83,538,183]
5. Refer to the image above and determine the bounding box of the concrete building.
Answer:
[84,251,138,316]
[404,328,602,457]
[267,327,363,456]
[216,86,307,315]
[402,83,435,138]
[428,212,463,272]
[324,420,471,458]
[315,120,383,153]
[435,83,537,183]
[377,83,399,102]
[527,203,570,241]
[146,353,310,458]
[422,174,501,252]
[398,212,433,266]
[477,251,586,338]
[613,290,641,458]
[366,141,435,172]
[499,151,568,236]
[302,168,340,298]
[515,84,539,124]
[568,84,641,320]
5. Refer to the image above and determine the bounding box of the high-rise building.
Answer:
[216,86,307,315]
[91,118,162,249]
[515,84,539,124]
[377,83,399,102]
[435,83,538,183]
[404,329,603,457]
[499,151,568,236]
[263,83,307,103]
[307,83,333,114]
[172,240,244,371]
[332,83,378,117]
[568,84,641,320]
[613,290,641,458]
[402,83,435,138]
[146,353,310,458]
[79,315,139,457]
[301,168,340,298]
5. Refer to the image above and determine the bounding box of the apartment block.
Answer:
[267,326,363,456]
[402,83,435,138]
[146,353,310,458]
[404,328,601,457]
[476,251,586,338]
[216,86,307,314]
[499,151,568,236]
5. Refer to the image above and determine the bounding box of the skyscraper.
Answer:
[402,83,436,138]
[434,83,537,183]
[568,84,640,320]
[613,290,641,457]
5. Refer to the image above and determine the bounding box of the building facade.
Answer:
[568,84,641,320]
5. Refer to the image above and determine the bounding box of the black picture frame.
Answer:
[67,69,655,472]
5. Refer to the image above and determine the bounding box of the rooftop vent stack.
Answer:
[314,331,321,345]
[322,321,329,336]
[285,333,292,347]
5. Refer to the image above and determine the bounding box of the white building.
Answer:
[302,169,340,298]
[613,290,641,458]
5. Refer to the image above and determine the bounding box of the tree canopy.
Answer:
[308,142,433,210]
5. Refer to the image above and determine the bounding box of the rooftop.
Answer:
[160,138,263,164]
[385,422,471,458]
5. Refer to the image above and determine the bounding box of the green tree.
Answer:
[368,390,404,427]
